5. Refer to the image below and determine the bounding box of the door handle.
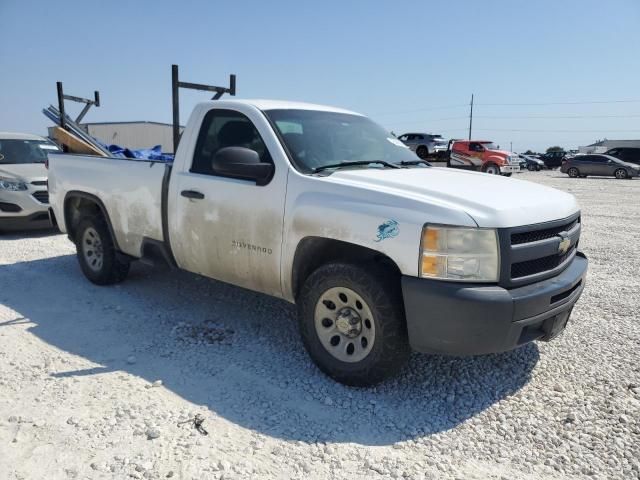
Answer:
[181,190,205,200]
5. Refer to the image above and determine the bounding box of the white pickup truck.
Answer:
[48,99,588,386]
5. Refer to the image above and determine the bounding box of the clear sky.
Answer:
[1,0,639,152]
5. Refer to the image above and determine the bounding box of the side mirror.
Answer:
[212,147,274,185]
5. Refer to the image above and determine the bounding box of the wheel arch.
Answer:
[63,191,120,250]
[290,236,402,300]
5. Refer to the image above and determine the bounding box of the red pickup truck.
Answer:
[448,140,521,176]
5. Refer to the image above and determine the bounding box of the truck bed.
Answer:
[48,153,168,257]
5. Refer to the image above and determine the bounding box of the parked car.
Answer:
[560,154,639,179]
[603,147,640,167]
[0,132,59,231]
[540,151,566,169]
[47,99,587,386]
[449,140,520,176]
[518,154,544,171]
[397,132,448,159]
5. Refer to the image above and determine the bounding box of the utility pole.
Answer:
[510,141,513,152]
[468,94,474,140]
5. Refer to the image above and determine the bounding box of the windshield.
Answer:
[481,142,500,150]
[0,139,59,164]
[264,109,418,172]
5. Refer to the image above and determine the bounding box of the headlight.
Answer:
[0,177,28,191]
[420,225,499,282]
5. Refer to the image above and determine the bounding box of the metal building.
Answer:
[81,121,184,154]
[578,139,640,154]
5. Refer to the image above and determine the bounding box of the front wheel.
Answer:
[483,163,500,175]
[527,164,535,171]
[416,146,429,159]
[297,263,409,386]
[75,216,130,285]
[615,168,628,179]
[567,167,579,178]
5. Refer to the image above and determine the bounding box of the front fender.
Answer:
[280,173,476,300]
[485,155,506,166]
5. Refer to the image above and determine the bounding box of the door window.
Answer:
[191,109,272,176]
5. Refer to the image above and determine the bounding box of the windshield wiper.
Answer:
[313,160,401,173]
[399,159,432,167]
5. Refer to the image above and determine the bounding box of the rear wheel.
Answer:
[615,168,627,179]
[297,263,409,386]
[75,216,130,285]
[416,146,429,159]
[527,164,535,171]
[568,167,579,178]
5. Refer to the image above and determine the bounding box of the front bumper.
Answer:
[430,146,448,156]
[402,252,588,355]
[0,189,51,231]
[500,164,521,173]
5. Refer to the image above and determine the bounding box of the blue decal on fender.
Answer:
[375,220,399,242]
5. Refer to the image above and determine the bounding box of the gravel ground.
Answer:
[1,170,638,480]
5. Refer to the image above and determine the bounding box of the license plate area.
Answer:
[541,308,572,341]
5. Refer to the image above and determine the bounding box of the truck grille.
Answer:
[511,217,580,245]
[511,248,575,279]
[32,191,49,204]
[500,214,581,287]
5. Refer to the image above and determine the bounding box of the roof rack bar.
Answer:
[56,82,101,128]
[171,64,236,153]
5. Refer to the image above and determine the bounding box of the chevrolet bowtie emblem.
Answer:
[558,236,571,255]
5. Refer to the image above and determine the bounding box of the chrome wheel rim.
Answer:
[615,169,626,179]
[82,227,104,272]
[568,168,578,177]
[314,287,375,363]
[486,165,499,174]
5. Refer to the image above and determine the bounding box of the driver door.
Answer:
[168,106,287,297]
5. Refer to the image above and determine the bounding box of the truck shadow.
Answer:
[0,227,59,239]
[0,254,539,446]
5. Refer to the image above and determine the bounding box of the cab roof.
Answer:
[198,99,363,116]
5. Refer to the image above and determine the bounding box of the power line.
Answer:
[476,99,640,106]
[372,98,640,118]
[475,114,640,120]
[473,128,640,133]
[385,113,640,128]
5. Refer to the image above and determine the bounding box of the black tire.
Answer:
[482,163,500,175]
[503,173,513,177]
[297,263,409,386]
[416,146,429,159]
[75,216,130,285]
[614,168,627,179]
[527,164,535,171]
[567,167,579,178]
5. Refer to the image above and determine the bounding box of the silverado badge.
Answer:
[558,236,571,255]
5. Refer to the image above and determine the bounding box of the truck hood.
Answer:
[326,167,579,228]
[0,163,47,181]
[488,150,513,157]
